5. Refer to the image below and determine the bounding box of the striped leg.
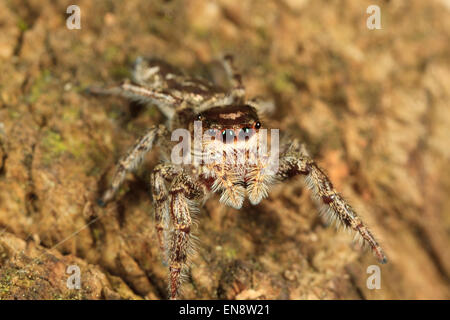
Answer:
[167,174,204,299]
[277,141,387,264]
[88,82,182,119]
[151,163,179,263]
[99,125,167,206]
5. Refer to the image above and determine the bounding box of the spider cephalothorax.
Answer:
[90,56,387,299]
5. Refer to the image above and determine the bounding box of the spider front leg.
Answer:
[167,173,204,299]
[99,125,167,206]
[151,163,179,263]
[277,141,387,264]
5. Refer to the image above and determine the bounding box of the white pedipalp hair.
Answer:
[198,132,278,208]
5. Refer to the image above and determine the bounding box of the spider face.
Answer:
[196,104,261,144]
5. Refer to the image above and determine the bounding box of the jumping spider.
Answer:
[90,55,387,299]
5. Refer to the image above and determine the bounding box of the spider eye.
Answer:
[222,129,235,143]
[196,114,203,121]
[254,121,261,129]
[238,127,253,141]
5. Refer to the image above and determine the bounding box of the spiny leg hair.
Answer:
[99,125,167,206]
[277,140,387,264]
[89,81,182,104]
[151,163,179,264]
[167,173,204,299]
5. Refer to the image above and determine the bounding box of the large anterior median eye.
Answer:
[254,121,261,129]
[238,127,253,141]
[222,129,235,143]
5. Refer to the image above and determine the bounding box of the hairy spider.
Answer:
[90,55,387,299]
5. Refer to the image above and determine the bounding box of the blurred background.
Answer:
[0,0,449,299]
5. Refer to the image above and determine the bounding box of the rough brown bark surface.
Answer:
[0,0,449,299]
